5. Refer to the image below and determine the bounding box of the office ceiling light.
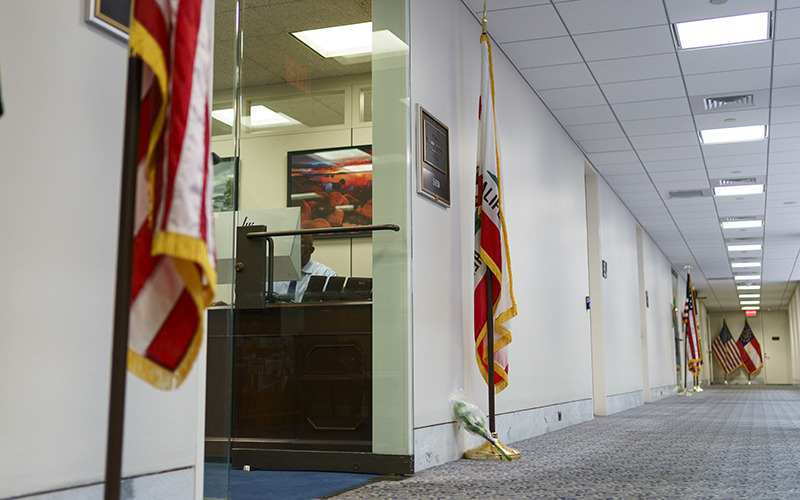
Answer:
[731,262,761,268]
[248,105,298,127]
[741,306,761,310]
[721,220,762,229]
[212,108,235,126]
[737,285,761,290]
[292,22,372,58]
[738,294,760,298]
[714,184,764,196]
[734,275,761,280]
[740,300,761,305]
[675,12,770,50]
[728,244,762,251]
[700,125,767,144]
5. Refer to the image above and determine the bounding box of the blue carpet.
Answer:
[204,462,378,500]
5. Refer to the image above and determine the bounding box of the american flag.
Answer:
[682,273,702,375]
[127,0,217,390]
[711,321,742,374]
[738,320,763,375]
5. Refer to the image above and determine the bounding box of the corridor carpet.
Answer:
[203,463,377,500]
[331,386,800,499]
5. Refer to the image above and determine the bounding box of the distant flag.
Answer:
[0,60,4,118]
[711,320,742,375]
[473,31,517,394]
[682,273,702,375]
[127,0,217,389]
[737,320,763,375]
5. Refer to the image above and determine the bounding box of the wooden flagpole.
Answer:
[104,54,142,500]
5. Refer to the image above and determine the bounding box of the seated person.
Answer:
[271,234,336,302]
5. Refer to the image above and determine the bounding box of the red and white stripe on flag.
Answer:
[473,33,517,394]
[711,320,742,375]
[128,0,217,390]
[682,273,701,375]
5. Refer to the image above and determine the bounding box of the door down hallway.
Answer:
[334,386,800,499]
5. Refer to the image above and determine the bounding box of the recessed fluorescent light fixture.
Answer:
[700,125,767,144]
[738,294,760,298]
[714,184,765,196]
[247,105,298,127]
[740,300,761,305]
[212,108,235,126]
[728,244,762,251]
[741,306,761,310]
[734,275,761,280]
[675,12,771,50]
[731,262,761,268]
[737,285,761,290]
[721,220,762,229]
[292,22,372,58]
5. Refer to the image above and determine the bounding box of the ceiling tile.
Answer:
[684,67,771,96]
[704,153,767,168]
[655,179,711,191]
[502,36,583,69]
[775,38,800,66]
[637,145,702,161]
[678,42,772,76]
[611,97,691,121]
[552,105,616,126]
[768,172,800,185]
[702,141,768,157]
[588,53,681,84]
[769,122,800,139]
[465,0,550,11]
[622,115,696,136]
[768,181,800,192]
[642,158,706,172]
[707,165,767,178]
[694,109,770,130]
[595,162,646,176]
[588,150,640,165]
[521,63,596,91]
[772,64,800,89]
[630,131,699,150]
[651,169,708,182]
[573,25,675,62]
[489,4,566,43]
[770,105,800,124]
[602,77,687,104]
[538,85,607,109]
[770,137,800,152]
[555,0,668,35]
[603,172,651,185]
[664,0,775,23]
[771,86,800,107]
[566,122,626,141]
[579,137,633,153]
[767,162,800,174]
[767,150,800,163]
[779,1,800,10]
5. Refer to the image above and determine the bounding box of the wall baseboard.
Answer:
[606,390,644,415]
[413,399,593,472]
[9,467,194,500]
[649,384,677,402]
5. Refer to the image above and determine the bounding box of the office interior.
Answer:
[3,0,800,499]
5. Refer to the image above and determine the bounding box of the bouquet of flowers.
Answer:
[449,390,512,460]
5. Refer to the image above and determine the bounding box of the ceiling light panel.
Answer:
[292,22,372,59]
[734,275,761,280]
[741,306,761,310]
[731,262,761,268]
[674,12,771,50]
[721,220,763,229]
[728,244,762,251]
[713,184,765,196]
[737,285,761,290]
[700,125,767,144]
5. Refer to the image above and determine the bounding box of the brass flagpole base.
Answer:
[464,433,521,461]
[677,388,692,397]
[691,385,703,392]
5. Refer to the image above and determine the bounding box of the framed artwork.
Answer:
[287,146,372,234]
[213,157,238,213]
[86,0,131,41]
[417,106,450,207]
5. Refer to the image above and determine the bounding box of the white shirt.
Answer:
[271,259,337,302]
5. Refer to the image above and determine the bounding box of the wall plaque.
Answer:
[417,106,450,207]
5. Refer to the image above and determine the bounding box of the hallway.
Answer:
[335,387,800,499]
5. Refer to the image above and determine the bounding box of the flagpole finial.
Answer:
[684,264,692,271]
[482,0,488,33]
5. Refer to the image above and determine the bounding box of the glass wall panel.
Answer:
[205,0,410,489]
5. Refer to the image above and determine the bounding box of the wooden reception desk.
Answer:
[205,302,374,466]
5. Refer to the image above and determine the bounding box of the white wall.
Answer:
[0,2,201,498]
[596,178,644,410]
[641,229,678,392]
[409,0,593,464]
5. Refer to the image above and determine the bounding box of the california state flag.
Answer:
[474,33,517,394]
[127,0,217,390]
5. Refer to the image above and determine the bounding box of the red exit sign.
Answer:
[745,310,757,317]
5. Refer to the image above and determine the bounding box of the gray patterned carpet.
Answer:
[332,386,800,499]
